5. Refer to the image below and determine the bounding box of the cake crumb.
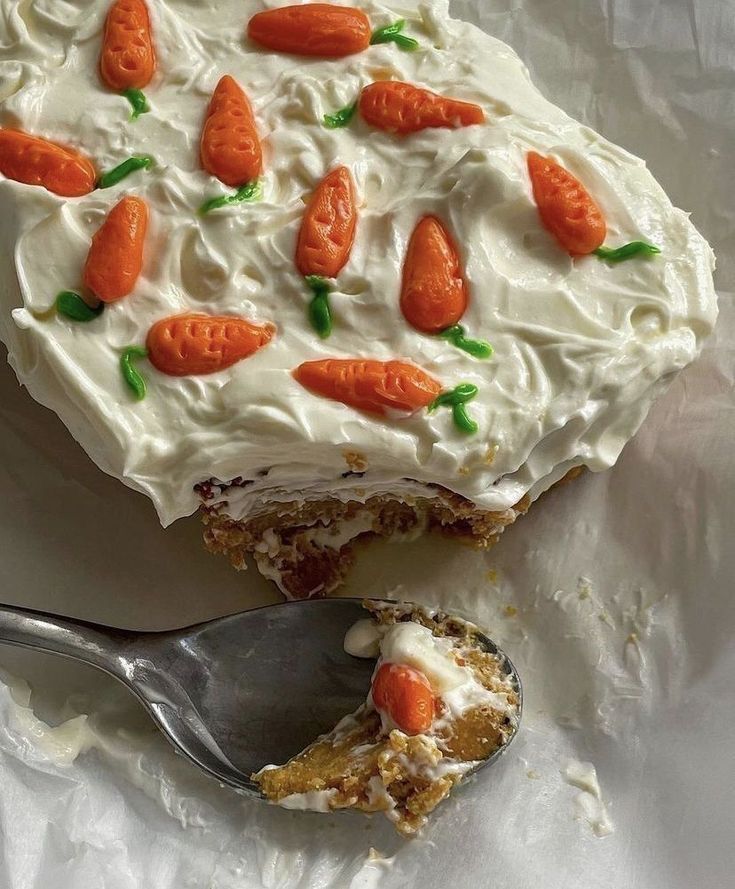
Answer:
[344,450,369,472]
[486,568,499,584]
[526,769,541,780]
[367,66,397,81]
[577,576,593,599]
[458,465,470,476]
[504,605,518,617]
[485,445,499,465]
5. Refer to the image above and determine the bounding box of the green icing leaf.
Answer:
[324,101,358,129]
[440,324,493,359]
[306,276,333,338]
[429,383,479,434]
[123,88,150,120]
[370,20,419,51]
[593,241,661,263]
[120,346,148,401]
[98,155,154,189]
[55,291,104,322]
[199,180,262,215]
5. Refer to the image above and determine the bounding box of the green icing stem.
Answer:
[123,88,149,120]
[120,346,148,401]
[429,383,479,434]
[593,241,661,263]
[440,324,493,359]
[199,180,261,215]
[324,101,358,130]
[370,19,419,51]
[450,402,478,434]
[55,291,104,322]
[98,155,154,189]
[306,276,333,338]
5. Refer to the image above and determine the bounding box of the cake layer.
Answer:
[201,481,531,598]
[0,0,717,528]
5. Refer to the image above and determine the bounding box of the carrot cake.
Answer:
[253,600,521,834]
[0,1,717,598]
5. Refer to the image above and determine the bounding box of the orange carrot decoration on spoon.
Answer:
[372,664,435,734]
[296,166,357,338]
[199,75,263,214]
[401,216,492,359]
[527,152,661,262]
[247,4,418,58]
[100,0,156,119]
[0,129,96,197]
[293,358,480,433]
[326,81,485,133]
[84,195,148,302]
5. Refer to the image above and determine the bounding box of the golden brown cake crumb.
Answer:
[343,450,369,472]
[253,602,521,834]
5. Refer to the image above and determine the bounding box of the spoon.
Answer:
[0,598,522,795]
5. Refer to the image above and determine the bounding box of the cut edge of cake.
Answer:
[198,468,584,599]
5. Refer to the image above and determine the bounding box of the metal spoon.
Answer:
[0,598,522,795]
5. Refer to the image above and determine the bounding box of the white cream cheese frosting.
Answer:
[0,0,717,526]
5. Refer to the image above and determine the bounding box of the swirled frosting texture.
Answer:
[0,0,717,525]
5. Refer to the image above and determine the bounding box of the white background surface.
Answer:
[1,1,733,887]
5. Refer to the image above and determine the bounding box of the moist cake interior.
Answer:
[200,481,532,599]
[254,602,521,834]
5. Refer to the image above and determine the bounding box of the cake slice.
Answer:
[0,1,716,599]
[253,601,521,834]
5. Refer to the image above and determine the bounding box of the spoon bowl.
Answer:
[0,598,521,795]
[125,598,378,790]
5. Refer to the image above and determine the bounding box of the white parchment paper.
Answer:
[1,1,733,886]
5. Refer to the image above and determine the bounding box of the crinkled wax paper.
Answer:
[1,1,734,887]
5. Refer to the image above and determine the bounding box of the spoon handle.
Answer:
[0,602,131,678]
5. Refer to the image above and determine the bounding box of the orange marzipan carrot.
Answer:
[0,129,96,197]
[400,215,468,334]
[248,4,371,58]
[359,81,485,135]
[200,75,263,187]
[146,313,275,376]
[296,166,357,279]
[371,663,435,735]
[527,151,606,255]
[293,358,442,416]
[83,196,148,302]
[100,0,156,91]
